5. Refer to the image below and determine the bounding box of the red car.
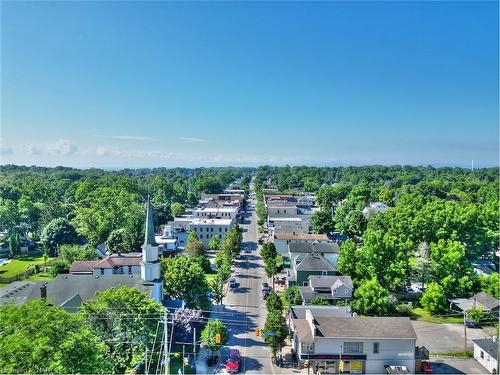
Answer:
[226,349,241,374]
[422,361,432,374]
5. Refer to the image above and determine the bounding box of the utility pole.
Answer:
[193,327,197,361]
[463,310,468,354]
[164,308,169,375]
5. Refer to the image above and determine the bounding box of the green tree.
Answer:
[40,217,78,253]
[311,210,334,234]
[266,291,283,313]
[161,256,210,310]
[346,210,367,237]
[200,319,229,352]
[59,244,97,264]
[260,242,277,263]
[479,272,499,299]
[0,300,110,374]
[352,278,390,315]
[337,239,358,279]
[209,273,226,305]
[8,233,21,256]
[309,296,329,305]
[208,235,221,250]
[264,256,279,287]
[80,287,163,374]
[106,228,134,253]
[420,282,448,314]
[49,259,70,277]
[467,307,494,325]
[263,311,289,357]
[170,202,185,217]
[185,231,206,257]
[282,285,303,306]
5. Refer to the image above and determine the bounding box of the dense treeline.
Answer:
[255,165,499,315]
[0,165,253,253]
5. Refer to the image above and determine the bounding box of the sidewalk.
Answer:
[194,304,226,374]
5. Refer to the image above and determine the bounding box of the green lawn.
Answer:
[25,272,55,282]
[411,307,464,324]
[0,255,53,279]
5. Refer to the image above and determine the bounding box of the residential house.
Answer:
[272,232,329,255]
[289,304,353,320]
[450,292,500,317]
[154,225,178,256]
[288,242,340,270]
[287,253,337,287]
[291,312,417,374]
[190,218,234,247]
[167,218,192,248]
[300,275,354,304]
[362,202,389,219]
[473,338,498,374]
[296,195,316,209]
[266,203,299,217]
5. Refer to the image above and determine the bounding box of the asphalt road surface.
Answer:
[213,187,278,374]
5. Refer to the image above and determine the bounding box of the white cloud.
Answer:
[0,143,13,155]
[47,139,78,156]
[92,134,152,141]
[179,137,207,143]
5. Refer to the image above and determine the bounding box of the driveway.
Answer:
[429,357,488,374]
[412,321,490,353]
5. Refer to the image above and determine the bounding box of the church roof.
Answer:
[144,195,158,247]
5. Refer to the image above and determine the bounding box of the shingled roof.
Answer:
[289,242,340,254]
[295,253,336,272]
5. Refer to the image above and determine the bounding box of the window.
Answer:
[100,268,104,275]
[211,227,213,232]
[321,270,328,276]
[128,266,132,274]
[219,228,222,232]
[481,351,484,359]
[302,342,314,353]
[303,281,309,287]
[225,228,228,232]
[373,342,379,354]
[284,210,287,214]
[343,342,363,353]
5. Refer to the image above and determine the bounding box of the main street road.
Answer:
[213,188,278,374]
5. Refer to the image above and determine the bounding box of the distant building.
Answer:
[69,253,142,275]
[473,338,498,374]
[190,218,234,247]
[193,207,239,220]
[450,292,500,317]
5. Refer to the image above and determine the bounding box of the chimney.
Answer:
[40,284,47,299]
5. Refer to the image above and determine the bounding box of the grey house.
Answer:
[450,292,500,317]
[288,242,340,270]
[286,253,337,287]
[300,275,354,304]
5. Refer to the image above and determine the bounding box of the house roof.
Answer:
[295,253,336,272]
[473,339,498,360]
[309,275,353,290]
[299,288,334,301]
[274,232,329,241]
[474,292,500,311]
[290,305,352,319]
[191,218,233,226]
[94,253,142,269]
[293,319,314,341]
[70,260,100,273]
[23,274,153,310]
[289,242,340,254]
[313,316,417,339]
[0,281,37,306]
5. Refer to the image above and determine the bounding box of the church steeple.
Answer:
[144,195,157,247]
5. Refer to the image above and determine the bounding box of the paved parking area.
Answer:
[430,357,488,374]
[412,321,490,352]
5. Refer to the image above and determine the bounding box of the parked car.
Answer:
[261,282,269,290]
[226,349,241,374]
[421,361,432,374]
[244,249,251,254]
[263,289,271,299]
[228,278,237,289]
[258,239,263,245]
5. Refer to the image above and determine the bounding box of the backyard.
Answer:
[0,255,54,283]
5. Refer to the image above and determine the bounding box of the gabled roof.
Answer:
[295,253,335,272]
[473,339,498,360]
[308,275,353,290]
[289,242,340,254]
[474,292,500,311]
[290,305,352,319]
[70,260,100,273]
[94,253,142,268]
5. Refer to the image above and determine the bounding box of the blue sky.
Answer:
[1,1,498,168]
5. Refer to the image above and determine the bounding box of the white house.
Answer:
[268,217,308,233]
[190,218,234,247]
[300,275,354,304]
[291,313,417,374]
[69,253,142,276]
[273,232,330,255]
[362,202,389,219]
[473,339,498,374]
